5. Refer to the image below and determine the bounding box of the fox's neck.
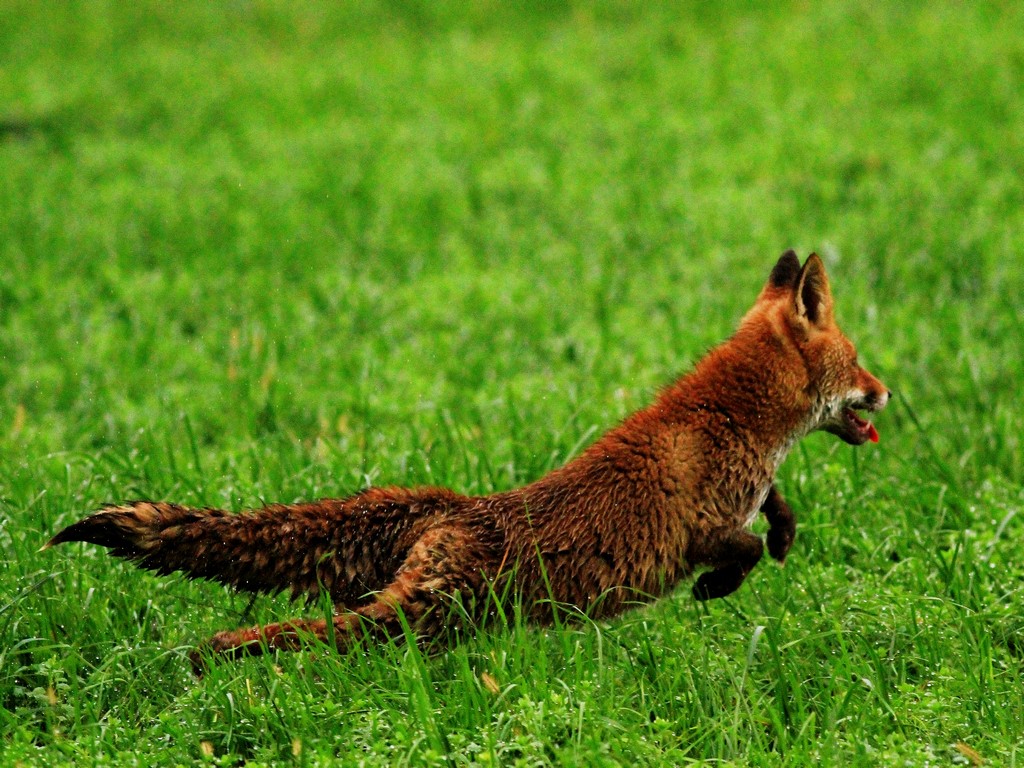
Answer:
[660,325,812,459]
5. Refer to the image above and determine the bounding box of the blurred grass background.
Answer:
[1,1,1022,764]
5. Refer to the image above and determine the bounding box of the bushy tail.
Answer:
[45,489,458,605]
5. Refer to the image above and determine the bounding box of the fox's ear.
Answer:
[793,253,834,327]
[757,249,802,303]
[768,249,802,290]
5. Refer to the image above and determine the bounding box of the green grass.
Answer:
[2,0,1023,764]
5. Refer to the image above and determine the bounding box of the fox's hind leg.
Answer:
[190,525,496,672]
[689,528,764,601]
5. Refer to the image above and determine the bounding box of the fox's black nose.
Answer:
[867,390,891,409]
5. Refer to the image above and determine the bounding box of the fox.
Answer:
[45,251,889,671]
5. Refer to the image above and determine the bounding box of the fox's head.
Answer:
[752,250,890,445]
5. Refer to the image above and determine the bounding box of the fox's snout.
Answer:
[856,383,890,412]
[822,368,889,446]
[856,369,891,412]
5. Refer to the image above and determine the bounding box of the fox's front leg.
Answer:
[762,484,796,563]
[690,528,764,601]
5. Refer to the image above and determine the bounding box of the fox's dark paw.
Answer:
[188,646,209,678]
[766,525,795,563]
[692,568,742,601]
[187,632,229,677]
[188,629,261,677]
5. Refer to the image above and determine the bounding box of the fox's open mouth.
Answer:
[829,407,879,445]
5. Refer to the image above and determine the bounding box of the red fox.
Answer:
[46,251,889,670]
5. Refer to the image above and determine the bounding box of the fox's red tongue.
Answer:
[867,422,879,443]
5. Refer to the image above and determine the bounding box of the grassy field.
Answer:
[2,0,1023,764]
